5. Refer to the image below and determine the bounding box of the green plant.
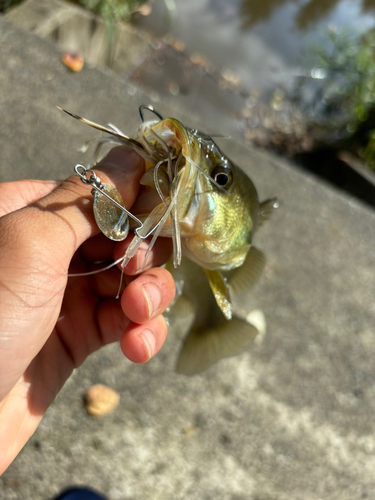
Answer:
[76,0,147,65]
[326,30,374,121]
[77,0,148,25]
[300,28,375,170]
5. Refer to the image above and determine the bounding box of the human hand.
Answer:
[0,147,175,474]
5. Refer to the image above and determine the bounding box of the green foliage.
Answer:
[312,30,375,124]
[76,0,147,65]
[77,0,147,24]
[305,28,375,170]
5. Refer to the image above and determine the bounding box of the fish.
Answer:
[60,105,278,375]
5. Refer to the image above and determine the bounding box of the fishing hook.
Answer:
[139,105,163,122]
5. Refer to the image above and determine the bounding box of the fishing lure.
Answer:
[61,105,278,374]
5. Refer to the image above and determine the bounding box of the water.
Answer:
[132,0,375,135]
[167,0,375,92]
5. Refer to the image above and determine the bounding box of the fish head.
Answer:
[178,129,259,271]
[138,118,259,271]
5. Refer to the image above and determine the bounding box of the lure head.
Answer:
[139,118,259,272]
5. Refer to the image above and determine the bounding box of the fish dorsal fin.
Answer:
[229,246,265,295]
[204,269,232,320]
[258,197,278,228]
[176,317,258,376]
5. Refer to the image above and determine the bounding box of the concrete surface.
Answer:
[1,7,375,500]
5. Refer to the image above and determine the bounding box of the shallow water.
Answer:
[132,0,375,139]
[168,0,375,92]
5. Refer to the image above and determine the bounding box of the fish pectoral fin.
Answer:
[229,246,265,295]
[176,317,258,376]
[166,293,195,321]
[258,197,278,228]
[204,269,232,320]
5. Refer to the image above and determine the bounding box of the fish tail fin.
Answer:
[176,317,258,376]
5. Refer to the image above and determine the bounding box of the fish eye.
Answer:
[211,164,233,189]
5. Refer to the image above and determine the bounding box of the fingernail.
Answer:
[141,283,162,319]
[135,242,151,273]
[140,329,156,359]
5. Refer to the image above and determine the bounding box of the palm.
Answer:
[0,151,175,474]
[25,237,123,418]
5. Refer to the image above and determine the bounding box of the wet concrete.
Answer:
[1,5,375,500]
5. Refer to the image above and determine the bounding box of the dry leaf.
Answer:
[61,52,84,72]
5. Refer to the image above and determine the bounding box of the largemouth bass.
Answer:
[61,106,277,375]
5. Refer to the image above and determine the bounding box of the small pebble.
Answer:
[85,384,120,417]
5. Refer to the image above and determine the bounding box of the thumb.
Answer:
[30,146,145,268]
